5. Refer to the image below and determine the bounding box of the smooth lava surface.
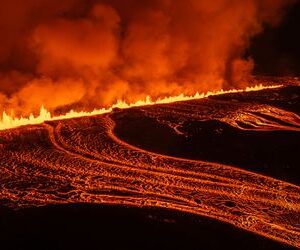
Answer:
[0,82,299,250]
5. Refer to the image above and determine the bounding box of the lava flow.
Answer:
[0,85,299,248]
[0,84,282,131]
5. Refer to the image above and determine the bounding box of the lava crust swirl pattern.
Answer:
[0,86,300,248]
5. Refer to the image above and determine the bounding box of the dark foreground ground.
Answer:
[0,82,299,250]
[0,204,295,250]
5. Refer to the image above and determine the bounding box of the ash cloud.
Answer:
[0,0,294,115]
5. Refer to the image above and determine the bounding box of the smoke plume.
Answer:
[0,0,294,115]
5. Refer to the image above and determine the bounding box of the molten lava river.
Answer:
[0,84,300,248]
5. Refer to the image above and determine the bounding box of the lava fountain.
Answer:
[0,84,282,131]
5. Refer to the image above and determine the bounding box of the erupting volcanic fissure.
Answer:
[0,84,282,130]
[0,0,295,117]
[0,1,300,249]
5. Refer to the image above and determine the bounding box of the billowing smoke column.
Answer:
[0,0,294,115]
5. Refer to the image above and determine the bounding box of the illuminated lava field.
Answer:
[0,84,300,248]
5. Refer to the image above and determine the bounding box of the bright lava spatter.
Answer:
[0,84,282,131]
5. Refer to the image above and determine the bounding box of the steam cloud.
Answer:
[0,0,294,115]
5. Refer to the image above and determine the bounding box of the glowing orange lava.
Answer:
[0,85,299,248]
[0,84,282,131]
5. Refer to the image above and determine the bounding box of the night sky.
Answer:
[250,0,300,76]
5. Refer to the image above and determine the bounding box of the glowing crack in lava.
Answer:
[0,84,282,131]
[0,85,299,248]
